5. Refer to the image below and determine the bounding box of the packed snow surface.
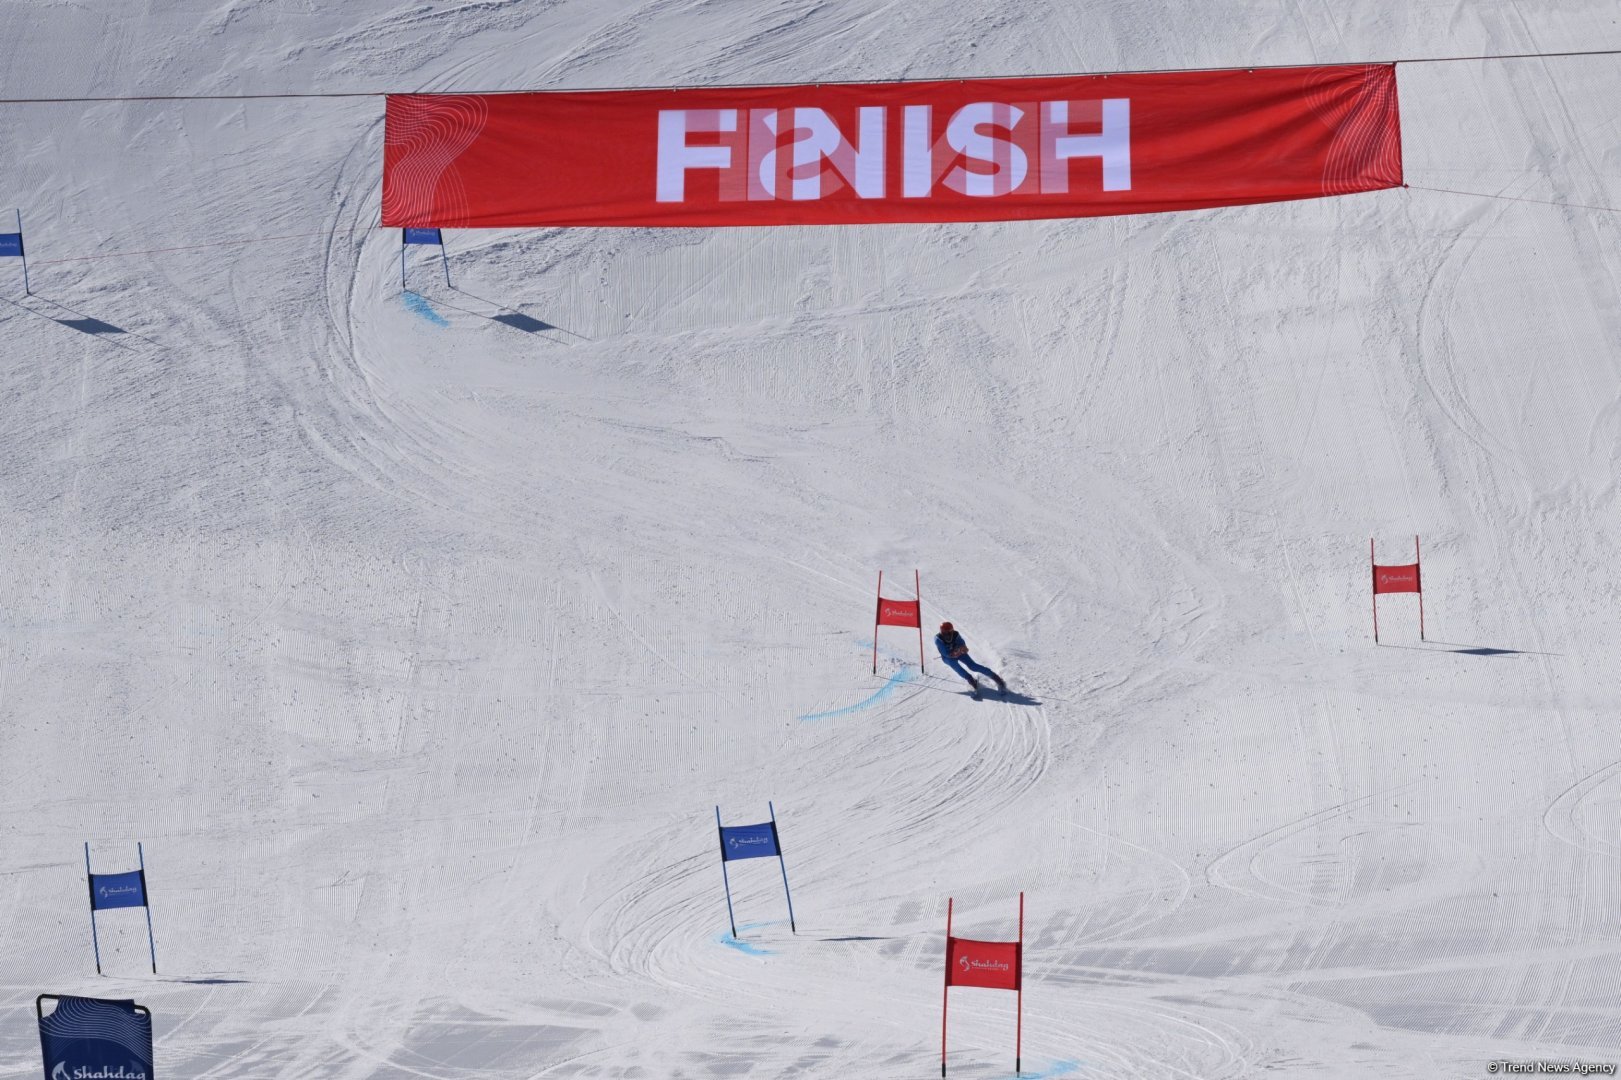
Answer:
[4,3,1621,1077]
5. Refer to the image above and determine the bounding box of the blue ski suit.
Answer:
[936,630,1003,686]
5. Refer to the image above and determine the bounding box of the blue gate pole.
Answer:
[439,238,452,289]
[17,210,30,296]
[138,842,157,973]
[769,801,797,933]
[399,234,408,293]
[84,843,102,975]
[716,806,738,939]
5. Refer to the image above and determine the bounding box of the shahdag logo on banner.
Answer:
[714,803,797,938]
[37,995,153,1080]
[721,822,778,858]
[84,844,158,975]
[91,873,145,911]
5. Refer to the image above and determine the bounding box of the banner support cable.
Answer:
[19,49,1621,105]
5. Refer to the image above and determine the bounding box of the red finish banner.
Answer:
[383,64,1401,228]
[946,937,1021,991]
[1374,563,1421,594]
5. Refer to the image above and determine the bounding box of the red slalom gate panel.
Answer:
[1373,564,1420,593]
[942,893,1024,1076]
[877,598,921,627]
[946,937,1020,990]
[382,64,1401,228]
[873,570,925,674]
[1371,536,1425,642]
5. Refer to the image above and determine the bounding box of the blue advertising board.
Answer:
[87,871,146,911]
[37,995,153,1080]
[718,821,779,861]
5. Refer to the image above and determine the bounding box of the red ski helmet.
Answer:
[939,621,954,633]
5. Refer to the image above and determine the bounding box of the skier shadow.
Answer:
[974,689,1043,706]
[913,676,1043,705]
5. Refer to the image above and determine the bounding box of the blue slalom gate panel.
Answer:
[0,233,22,257]
[38,995,153,1080]
[85,843,158,974]
[719,821,780,861]
[715,804,797,935]
[88,870,146,911]
[400,227,450,290]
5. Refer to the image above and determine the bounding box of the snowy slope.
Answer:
[3,2,1621,1077]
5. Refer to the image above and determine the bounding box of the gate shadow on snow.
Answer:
[428,284,590,341]
[1378,640,1559,657]
[0,292,164,351]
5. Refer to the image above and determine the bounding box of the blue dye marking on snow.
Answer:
[718,921,774,956]
[1010,1060,1083,1079]
[403,292,449,327]
[799,665,916,721]
[719,935,771,957]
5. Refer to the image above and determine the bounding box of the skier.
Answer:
[935,622,1007,700]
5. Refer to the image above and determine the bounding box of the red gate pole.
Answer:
[916,569,926,673]
[1370,539,1379,644]
[941,897,953,1077]
[1415,536,1425,641]
[1015,891,1024,1075]
[873,571,883,675]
